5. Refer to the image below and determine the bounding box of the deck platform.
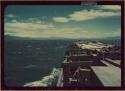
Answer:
[91,66,121,86]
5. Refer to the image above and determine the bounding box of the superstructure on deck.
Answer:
[57,41,121,87]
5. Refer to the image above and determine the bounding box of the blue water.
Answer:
[4,40,75,86]
[4,39,120,86]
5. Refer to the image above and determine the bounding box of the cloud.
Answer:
[11,19,17,23]
[4,20,80,38]
[28,18,42,23]
[53,6,121,22]
[4,6,121,39]
[53,17,69,23]
[99,5,121,11]
[5,29,86,39]
[5,21,55,31]
[5,20,120,39]
[6,14,16,18]
[69,10,120,21]
[5,20,57,38]
[5,20,94,38]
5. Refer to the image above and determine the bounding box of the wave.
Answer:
[23,65,39,69]
[24,68,60,87]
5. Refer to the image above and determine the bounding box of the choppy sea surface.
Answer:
[4,39,120,86]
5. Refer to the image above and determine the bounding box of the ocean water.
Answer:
[4,40,75,86]
[4,39,120,86]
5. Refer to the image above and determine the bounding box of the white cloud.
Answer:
[5,20,56,38]
[99,5,121,11]
[5,20,120,39]
[5,21,55,31]
[4,28,87,38]
[5,21,93,38]
[53,6,121,22]
[5,23,51,38]
[53,17,69,23]
[4,5,121,39]
[6,14,16,18]
[69,10,120,21]
[11,19,17,23]
[28,18,43,24]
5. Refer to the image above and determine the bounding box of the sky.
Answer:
[4,5,121,39]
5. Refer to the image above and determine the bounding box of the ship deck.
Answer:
[57,41,121,87]
[91,66,121,86]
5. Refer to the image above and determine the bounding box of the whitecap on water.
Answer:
[36,48,40,50]
[27,45,32,48]
[24,68,60,87]
[23,65,39,69]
